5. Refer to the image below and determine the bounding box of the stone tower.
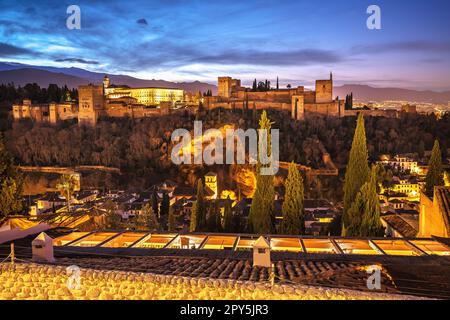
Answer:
[78,85,105,126]
[218,77,232,98]
[103,75,110,90]
[315,73,333,103]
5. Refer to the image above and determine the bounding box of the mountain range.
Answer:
[1,62,449,103]
[0,62,217,95]
[334,85,450,104]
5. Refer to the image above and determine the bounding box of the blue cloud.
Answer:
[0,0,449,90]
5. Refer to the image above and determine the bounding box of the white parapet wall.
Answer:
[0,263,428,300]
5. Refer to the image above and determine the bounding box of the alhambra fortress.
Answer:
[12,74,410,126]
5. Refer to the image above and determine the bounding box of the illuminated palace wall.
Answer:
[0,263,422,300]
[104,75,184,105]
[105,87,184,105]
[12,78,183,126]
[206,74,345,120]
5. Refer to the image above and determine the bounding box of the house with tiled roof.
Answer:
[381,214,418,238]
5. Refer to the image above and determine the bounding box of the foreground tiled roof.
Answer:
[2,229,450,298]
[53,255,400,295]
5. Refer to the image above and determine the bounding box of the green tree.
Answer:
[168,206,176,232]
[135,203,159,231]
[346,166,384,237]
[0,135,23,217]
[223,197,233,232]
[151,188,159,218]
[280,162,305,235]
[252,102,257,127]
[206,201,217,231]
[248,111,275,234]
[342,113,370,235]
[56,174,78,213]
[361,166,384,236]
[160,193,170,217]
[190,179,206,232]
[425,140,444,196]
[103,199,121,229]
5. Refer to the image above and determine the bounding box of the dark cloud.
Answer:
[352,41,450,54]
[191,49,343,66]
[0,42,35,57]
[54,58,99,65]
[137,18,148,26]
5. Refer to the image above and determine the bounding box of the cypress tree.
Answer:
[0,135,24,218]
[342,113,370,236]
[190,179,206,232]
[232,211,241,233]
[294,99,298,120]
[206,201,217,231]
[360,166,384,236]
[168,206,176,232]
[215,201,222,232]
[280,162,305,235]
[276,77,279,90]
[151,188,159,218]
[160,193,170,217]
[223,196,233,232]
[425,140,444,196]
[252,102,257,126]
[248,111,275,234]
[245,94,249,113]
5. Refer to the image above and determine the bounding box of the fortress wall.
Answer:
[0,263,423,300]
[206,101,290,111]
[304,102,340,117]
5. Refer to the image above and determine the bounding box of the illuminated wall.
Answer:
[106,87,184,105]
[419,188,450,238]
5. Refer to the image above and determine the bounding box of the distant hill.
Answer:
[0,62,217,94]
[1,62,449,102]
[334,84,450,104]
[0,68,87,88]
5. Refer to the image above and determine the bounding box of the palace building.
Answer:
[12,75,185,126]
[103,75,184,105]
[12,73,399,126]
[204,73,399,120]
[12,99,79,124]
[203,74,343,119]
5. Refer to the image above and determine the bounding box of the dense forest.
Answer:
[1,108,449,198]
